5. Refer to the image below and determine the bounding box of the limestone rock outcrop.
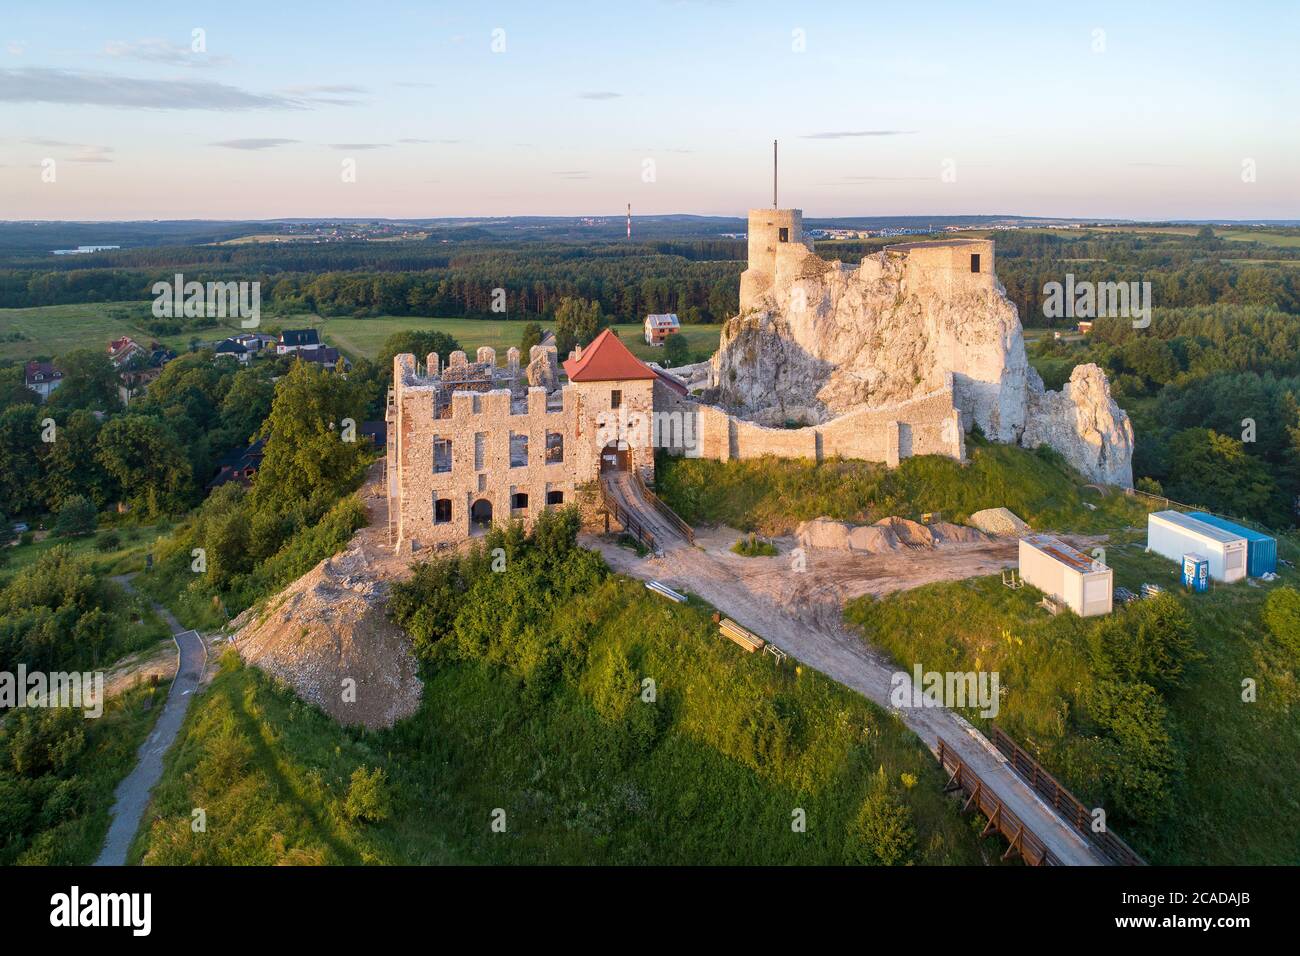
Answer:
[1021,364,1135,487]
[706,237,1134,486]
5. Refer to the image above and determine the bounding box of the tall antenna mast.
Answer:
[773,139,778,209]
[627,203,631,239]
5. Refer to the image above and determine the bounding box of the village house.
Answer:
[277,329,321,355]
[107,336,147,368]
[643,313,680,346]
[24,361,63,401]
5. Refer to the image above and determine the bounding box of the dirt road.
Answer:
[585,524,1107,866]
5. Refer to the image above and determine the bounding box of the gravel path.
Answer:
[95,576,208,867]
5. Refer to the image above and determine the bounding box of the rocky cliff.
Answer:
[705,243,1134,486]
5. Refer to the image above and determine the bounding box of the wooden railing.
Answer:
[599,478,658,553]
[937,737,1062,866]
[991,726,1146,866]
[632,471,695,544]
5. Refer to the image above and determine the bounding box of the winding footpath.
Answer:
[95,576,207,866]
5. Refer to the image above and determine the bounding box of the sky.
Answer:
[1,0,1297,221]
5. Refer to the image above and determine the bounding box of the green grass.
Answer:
[295,315,722,365]
[2,683,167,865]
[731,534,779,557]
[1,521,170,577]
[844,538,1300,865]
[655,440,1151,536]
[132,578,996,865]
[0,302,202,361]
[0,302,723,367]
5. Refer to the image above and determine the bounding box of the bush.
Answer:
[53,496,97,537]
[95,531,122,553]
[343,767,391,823]
[844,768,916,865]
[731,534,778,557]
[1088,593,1197,690]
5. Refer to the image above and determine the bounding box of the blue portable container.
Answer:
[1186,512,1277,577]
[1182,553,1209,592]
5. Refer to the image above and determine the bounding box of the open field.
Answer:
[0,302,198,362]
[0,303,723,366]
[302,315,724,364]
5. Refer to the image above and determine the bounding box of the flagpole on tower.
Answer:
[773,139,778,209]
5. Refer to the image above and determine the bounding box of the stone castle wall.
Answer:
[655,375,963,466]
[387,352,655,550]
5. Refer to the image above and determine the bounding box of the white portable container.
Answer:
[1019,534,1113,617]
[1146,511,1247,583]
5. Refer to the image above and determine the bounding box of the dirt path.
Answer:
[95,575,208,867]
[585,526,1107,866]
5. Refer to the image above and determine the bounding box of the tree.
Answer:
[50,349,119,411]
[41,409,111,512]
[94,415,193,517]
[518,321,543,357]
[53,496,96,538]
[1087,679,1182,822]
[553,297,603,356]
[1089,593,1197,690]
[1164,428,1279,522]
[0,405,42,516]
[663,333,690,366]
[251,361,371,517]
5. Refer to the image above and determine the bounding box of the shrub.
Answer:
[731,534,778,557]
[1088,593,1197,690]
[343,767,391,823]
[54,496,98,537]
[844,768,916,865]
[95,531,122,553]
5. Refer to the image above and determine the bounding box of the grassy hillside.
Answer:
[655,439,1150,536]
[1,683,165,865]
[846,536,1300,865]
[133,519,994,866]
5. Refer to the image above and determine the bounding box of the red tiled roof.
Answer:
[562,328,657,382]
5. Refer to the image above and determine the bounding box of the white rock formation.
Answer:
[706,233,1134,486]
[1021,364,1135,487]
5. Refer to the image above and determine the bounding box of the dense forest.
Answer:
[2,225,1298,327]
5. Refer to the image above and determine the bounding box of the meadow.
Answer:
[0,302,723,366]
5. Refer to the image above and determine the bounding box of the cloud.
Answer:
[211,138,300,150]
[0,67,316,110]
[1127,162,1183,168]
[25,137,114,163]
[577,91,621,100]
[6,42,24,56]
[104,38,230,67]
[398,137,461,144]
[328,143,389,150]
[802,130,917,139]
[278,83,367,106]
[395,81,437,88]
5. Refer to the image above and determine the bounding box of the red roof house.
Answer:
[562,329,657,382]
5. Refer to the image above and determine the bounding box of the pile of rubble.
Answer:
[796,516,988,555]
[231,543,422,730]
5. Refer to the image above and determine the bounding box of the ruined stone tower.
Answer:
[738,208,814,313]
